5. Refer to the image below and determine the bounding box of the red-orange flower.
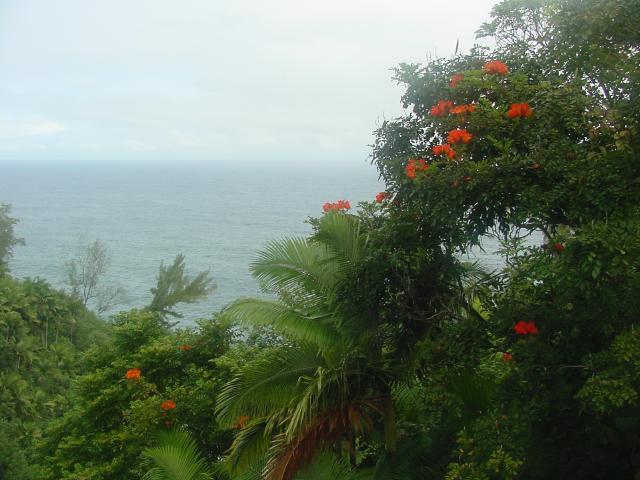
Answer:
[450,104,476,115]
[125,368,141,380]
[483,60,509,75]
[447,129,473,144]
[502,352,514,362]
[322,200,351,212]
[432,144,456,159]
[513,321,539,336]
[430,100,454,117]
[405,159,429,179]
[161,400,176,411]
[449,74,464,88]
[553,242,565,253]
[375,192,388,203]
[178,344,192,351]
[507,103,533,119]
[234,415,251,429]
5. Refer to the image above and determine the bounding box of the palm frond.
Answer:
[216,344,326,426]
[231,453,268,480]
[313,213,364,267]
[220,298,343,350]
[226,419,273,474]
[142,427,214,480]
[285,366,345,441]
[455,261,494,321]
[392,382,426,417]
[251,238,340,301]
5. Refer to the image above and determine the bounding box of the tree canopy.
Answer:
[0,204,24,276]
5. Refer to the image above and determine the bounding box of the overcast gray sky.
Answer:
[0,0,496,164]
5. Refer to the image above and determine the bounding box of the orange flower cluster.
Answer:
[450,104,476,115]
[483,60,509,75]
[125,368,141,380]
[431,100,453,117]
[553,242,565,253]
[447,129,473,144]
[431,101,476,118]
[502,352,514,362]
[178,344,192,351]
[513,321,539,335]
[375,191,388,203]
[322,200,351,212]
[432,144,456,159]
[234,415,251,429]
[507,103,533,118]
[161,400,176,411]
[449,74,464,88]
[405,159,429,179]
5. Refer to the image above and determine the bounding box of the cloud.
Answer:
[0,0,496,162]
[0,118,66,137]
[24,120,66,136]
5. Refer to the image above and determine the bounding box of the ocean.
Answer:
[1,160,503,323]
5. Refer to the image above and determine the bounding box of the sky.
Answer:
[0,0,497,164]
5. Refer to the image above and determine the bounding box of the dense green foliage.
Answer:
[0,208,223,478]
[37,310,236,480]
[1,1,639,479]
[0,275,106,479]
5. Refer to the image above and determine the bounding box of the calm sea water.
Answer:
[1,160,502,323]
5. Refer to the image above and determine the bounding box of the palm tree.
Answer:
[216,213,398,480]
[216,212,488,480]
